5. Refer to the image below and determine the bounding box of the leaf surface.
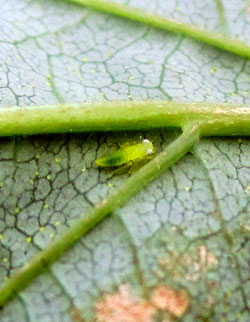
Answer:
[0,0,249,321]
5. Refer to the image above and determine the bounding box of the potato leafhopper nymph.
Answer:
[96,139,155,171]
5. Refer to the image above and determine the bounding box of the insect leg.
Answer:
[108,161,133,178]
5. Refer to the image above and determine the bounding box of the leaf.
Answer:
[0,0,249,321]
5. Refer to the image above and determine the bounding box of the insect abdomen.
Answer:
[96,150,127,167]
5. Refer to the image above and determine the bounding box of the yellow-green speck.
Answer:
[210,67,218,74]
[26,237,32,243]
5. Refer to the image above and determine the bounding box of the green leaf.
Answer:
[0,0,249,321]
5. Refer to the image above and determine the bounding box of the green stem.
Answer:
[0,123,200,307]
[215,0,228,33]
[65,0,250,59]
[0,101,250,137]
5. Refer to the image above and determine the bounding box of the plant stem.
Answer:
[0,101,250,137]
[65,0,250,59]
[0,123,200,307]
[215,0,228,33]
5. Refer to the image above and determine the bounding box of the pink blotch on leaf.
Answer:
[95,284,156,322]
[152,285,190,317]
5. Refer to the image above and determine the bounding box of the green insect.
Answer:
[96,139,155,170]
